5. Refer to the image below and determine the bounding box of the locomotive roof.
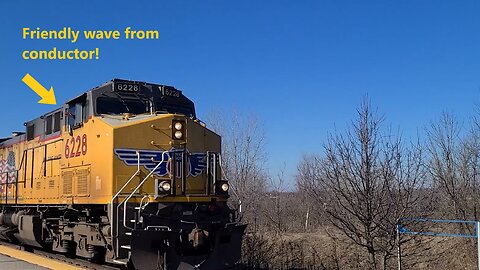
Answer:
[0,79,195,147]
[32,78,188,114]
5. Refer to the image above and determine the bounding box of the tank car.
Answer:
[0,79,245,269]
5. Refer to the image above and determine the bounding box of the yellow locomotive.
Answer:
[0,79,245,269]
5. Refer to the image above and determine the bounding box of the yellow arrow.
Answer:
[21,73,57,105]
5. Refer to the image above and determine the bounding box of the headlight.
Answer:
[174,122,183,130]
[174,131,183,139]
[155,179,172,197]
[215,180,229,195]
[159,181,171,191]
[221,183,229,192]
[172,120,186,140]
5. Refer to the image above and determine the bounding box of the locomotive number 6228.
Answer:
[65,134,87,158]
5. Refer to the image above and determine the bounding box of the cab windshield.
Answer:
[96,92,151,115]
[94,83,196,117]
[154,101,195,117]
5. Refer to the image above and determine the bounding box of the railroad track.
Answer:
[0,241,122,270]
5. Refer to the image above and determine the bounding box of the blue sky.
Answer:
[1,1,480,182]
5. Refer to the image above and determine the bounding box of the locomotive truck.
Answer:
[0,79,245,269]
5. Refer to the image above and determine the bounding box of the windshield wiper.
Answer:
[112,92,132,113]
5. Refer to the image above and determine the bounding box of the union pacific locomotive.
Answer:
[0,79,245,269]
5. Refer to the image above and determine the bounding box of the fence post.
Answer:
[397,222,402,270]
[477,221,480,270]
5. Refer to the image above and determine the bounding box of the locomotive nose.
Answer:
[129,223,246,270]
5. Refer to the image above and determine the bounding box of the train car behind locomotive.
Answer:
[0,79,245,270]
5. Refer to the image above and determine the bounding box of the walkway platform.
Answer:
[0,244,83,270]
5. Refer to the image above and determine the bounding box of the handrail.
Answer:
[206,152,210,195]
[206,152,218,195]
[121,153,165,230]
[218,154,242,214]
[138,195,150,219]
[212,152,217,194]
[111,151,140,256]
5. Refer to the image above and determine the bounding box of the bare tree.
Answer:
[427,112,480,225]
[297,100,431,269]
[262,164,308,234]
[206,110,268,227]
[296,153,329,230]
[262,164,286,234]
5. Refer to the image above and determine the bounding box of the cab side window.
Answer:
[27,124,35,141]
[66,94,89,129]
[53,112,61,133]
[45,111,62,135]
[45,115,53,135]
[67,103,78,127]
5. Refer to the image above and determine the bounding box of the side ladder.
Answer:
[110,151,167,264]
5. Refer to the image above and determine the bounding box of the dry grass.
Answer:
[240,226,480,269]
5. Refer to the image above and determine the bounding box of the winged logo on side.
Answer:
[114,148,207,177]
[189,153,207,177]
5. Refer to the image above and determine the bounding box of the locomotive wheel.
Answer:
[88,245,106,264]
[63,240,77,259]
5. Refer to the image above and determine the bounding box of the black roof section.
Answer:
[0,79,195,146]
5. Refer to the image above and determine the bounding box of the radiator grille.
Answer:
[76,169,89,195]
[62,171,73,195]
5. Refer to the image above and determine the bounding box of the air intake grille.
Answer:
[62,171,73,195]
[76,169,89,195]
